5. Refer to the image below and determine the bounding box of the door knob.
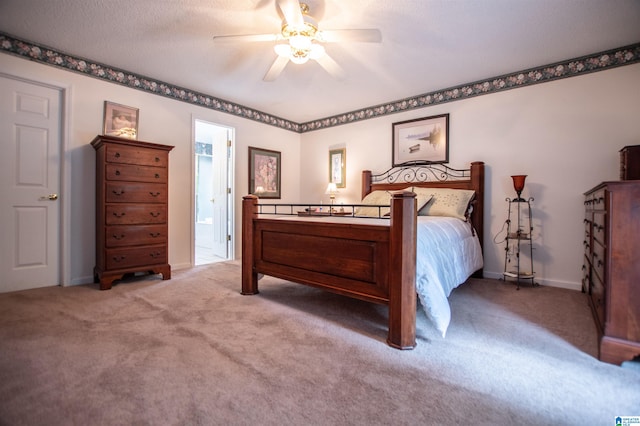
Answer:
[40,194,58,201]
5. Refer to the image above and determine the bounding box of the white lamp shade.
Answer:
[274,44,290,57]
[325,182,338,194]
[290,35,312,50]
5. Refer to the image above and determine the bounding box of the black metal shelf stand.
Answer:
[503,196,536,289]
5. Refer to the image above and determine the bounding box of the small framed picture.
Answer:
[392,113,449,166]
[103,101,139,139]
[329,148,346,188]
[249,146,281,199]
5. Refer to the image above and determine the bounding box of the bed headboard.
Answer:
[362,161,485,252]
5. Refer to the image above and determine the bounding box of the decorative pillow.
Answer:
[355,190,391,217]
[413,193,434,214]
[355,190,433,217]
[412,187,475,220]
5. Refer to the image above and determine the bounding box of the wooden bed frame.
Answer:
[241,161,485,349]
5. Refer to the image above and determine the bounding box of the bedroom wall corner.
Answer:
[299,63,640,291]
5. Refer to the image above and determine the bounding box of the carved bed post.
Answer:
[242,195,259,295]
[470,161,485,275]
[362,170,372,199]
[387,191,417,349]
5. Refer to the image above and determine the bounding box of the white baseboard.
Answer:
[66,263,194,287]
[482,271,582,292]
[67,275,94,286]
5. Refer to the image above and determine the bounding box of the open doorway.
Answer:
[194,119,233,265]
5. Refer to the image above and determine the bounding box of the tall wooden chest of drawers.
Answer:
[620,145,640,180]
[582,181,640,365]
[91,135,174,290]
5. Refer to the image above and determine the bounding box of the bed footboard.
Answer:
[242,192,417,349]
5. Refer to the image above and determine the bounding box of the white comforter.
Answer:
[416,216,483,337]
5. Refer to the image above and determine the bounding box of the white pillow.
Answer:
[412,187,475,220]
[413,192,434,214]
[355,190,391,217]
[355,190,433,217]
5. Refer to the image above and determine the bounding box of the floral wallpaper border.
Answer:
[1,32,638,133]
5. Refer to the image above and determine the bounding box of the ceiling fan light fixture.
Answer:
[274,43,310,64]
[274,43,290,57]
[290,49,310,64]
[289,34,312,50]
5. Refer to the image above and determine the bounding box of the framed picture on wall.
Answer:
[392,113,449,166]
[249,146,281,199]
[329,148,346,188]
[103,101,139,139]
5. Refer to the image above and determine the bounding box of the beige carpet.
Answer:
[1,261,639,425]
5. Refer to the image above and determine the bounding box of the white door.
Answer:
[0,75,61,293]
[194,120,232,264]
[211,127,230,259]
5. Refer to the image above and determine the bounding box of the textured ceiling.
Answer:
[1,0,639,123]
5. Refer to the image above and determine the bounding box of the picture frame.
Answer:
[392,113,449,166]
[329,148,346,188]
[249,146,281,199]
[103,101,139,139]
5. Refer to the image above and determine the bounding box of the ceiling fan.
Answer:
[212,0,382,81]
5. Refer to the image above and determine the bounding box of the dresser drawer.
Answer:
[585,188,605,210]
[106,182,167,203]
[106,144,168,167]
[581,254,591,293]
[590,274,606,331]
[106,163,168,183]
[582,227,591,254]
[106,204,167,225]
[592,211,606,245]
[592,239,606,283]
[105,224,167,247]
[105,245,167,270]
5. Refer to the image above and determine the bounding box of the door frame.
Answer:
[0,71,72,286]
[190,116,235,265]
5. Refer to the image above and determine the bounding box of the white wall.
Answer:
[0,53,300,286]
[300,64,640,289]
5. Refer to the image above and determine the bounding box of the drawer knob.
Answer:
[150,211,161,217]
[149,232,161,238]
[155,173,160,179]
[112,189,124,196]
[113,234,125,240]
[113,212,126,218]
[115,170,121,176]
[115,152,120,158]
[150,252,161,258]
[112,255,126,262]
[149,191,160,197]
[155,157,160,162]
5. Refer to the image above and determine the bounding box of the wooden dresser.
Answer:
[620,145,640,180]
[91,135,174,290]
[582,181,640,365]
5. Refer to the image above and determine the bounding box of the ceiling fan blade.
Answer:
[213,34,279,43]
[319,29,382,43]
[315,54,346,80]
[263,55,290,81]
[277,0,304,28]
